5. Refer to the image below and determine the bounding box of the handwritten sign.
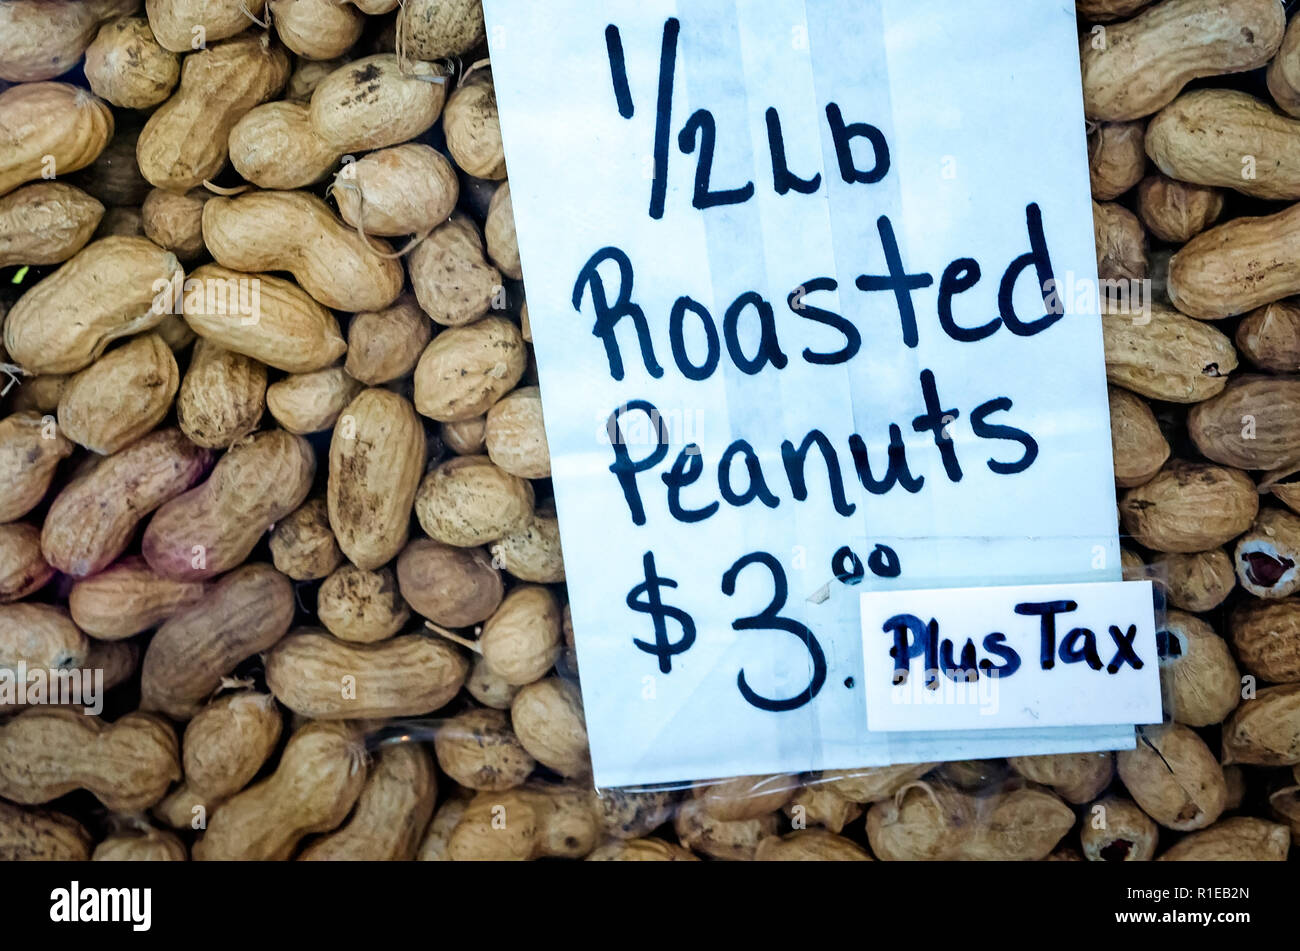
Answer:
[485,0,1157,787]
[861,582,1161,733]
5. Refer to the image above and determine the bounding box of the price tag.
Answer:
[486,0,1151,787]
[861,581,1162,732]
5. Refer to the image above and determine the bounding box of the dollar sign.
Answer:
[627,551,696,673]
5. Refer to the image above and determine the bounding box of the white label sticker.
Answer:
[861,581,1162,732]
[485,0,1136,787]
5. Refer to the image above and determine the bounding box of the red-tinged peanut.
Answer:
[68,557,207,640]
[142,430,314,581]
[42,429,211,578]
[140,563,294,719]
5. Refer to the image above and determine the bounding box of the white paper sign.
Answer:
[485,0,1147,788]
[861,581,1162,732]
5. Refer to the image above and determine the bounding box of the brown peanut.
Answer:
[0,182,103,268]
[141,564,294,719]
[0,708,179,811]
[265,629,468,718]
[142,429,314,581]
[67,556,207,640]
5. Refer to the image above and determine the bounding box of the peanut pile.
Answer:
[0,0,1297,862]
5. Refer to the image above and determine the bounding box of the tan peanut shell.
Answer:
[1151,548,1235,612]
[1117,724,1227,829]
[266,629,468,718]
[0,522,53,603]
[7,376,68,416]
[182,264,346,374]
[1006,753,1114,804]
[434,707,535,791]
[0,82,113,197]
[309,54,447,153]
[1235,508,1300,599]
[416,794,471,861]
[145,0,265,53]
[396,538,502,627]
[0,412,73,523]
[1222,683,1300,766]
[1079,795,1159,862]
[867,783,1073,861]
[821,763,937,804]
[84,17,180,110]
[588,838,698,861]
[485,181,522,279]
[782,783,862,833]
[0,708,179,811]
[68,556,207,640]
[413,316,527,421]
[1188,375,1300,470]
[1158,610,1241,727]
[93,827,188,862]
[137,33,290,191]
[183,691,283,801]
[42,428,211,578]
[228,101,342,190]
[466,655,520,710]
[1231,598,1300,683]
[4,236,181,375]
[0,0,136,82]
[398,0,485,60]
[1136,174,1223,244]
[1077,0,1156,23]
[286,56,349,100]
[672,797,779,861]
[1147,90,1300,200]
[268,0,364,61]
[756,829,871,861]
[0,604,87,671]
[0,800,92,861]
[194,720,364,861]
[57,334,179,454]
[178,340,266,449]
[0,182,104,268]
[344,296,431,385]
[1159,816,1291,860]
[327,389,425,569]
[593,788,679,840]
[449,784,599,861]
[142,430,315,580]
[202,191,402,312]
[1101,302,1235,402]
[1118,461,1257,553]
[512,677,590,778]
[415,454,534,547]
[477,585,561,686]
[408,214,502,325]
[444,68,505,180]
[267,367,362,434]
[1089,121,1146,201]
[1268,12,1300,116]
[1237,301,1300,371]
[1108,385,1168,487]
[140,563,294,719]
[141,187,207,261]
[1079,0,1284,121]
[333,144,458,236]
[694,774,796,823]
[485,385,549,479]
[299,744,437,861]
[1096,199,1148,281]
[1169,201,1300,319]
[316,565,409,642]
[492,511,565,584]
[270,498,342,581]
